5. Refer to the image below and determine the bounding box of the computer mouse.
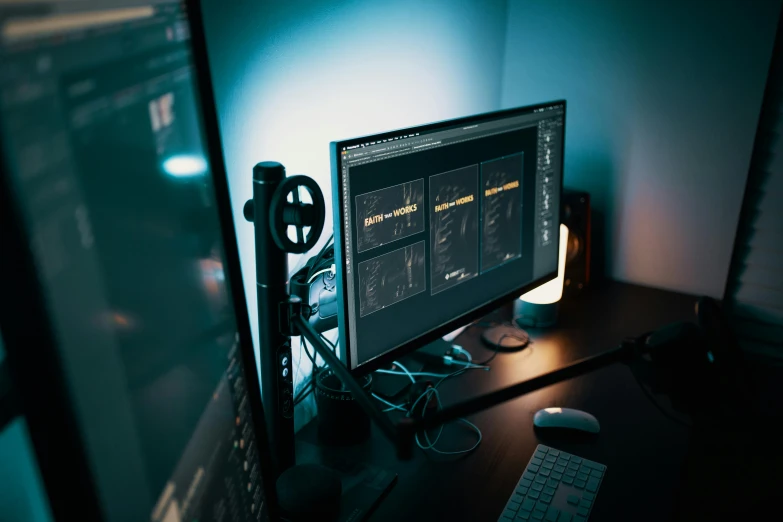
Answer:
[533,407,600,434]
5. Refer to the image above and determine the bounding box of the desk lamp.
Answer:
[515,223,569,328]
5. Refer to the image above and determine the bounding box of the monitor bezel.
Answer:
[0,1,280,520]
[331,100,567,375]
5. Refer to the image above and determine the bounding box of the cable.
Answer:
[301,337,316,367]
[294,384,313,406]
[375,367,489,379]
[320,333,337,352]
[427,419,482,455]
[389,361,416,383]
[305,234,334,282]
[307,265,335,284]
[372,393,407,412]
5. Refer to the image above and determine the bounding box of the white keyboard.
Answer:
[498,444,606,521]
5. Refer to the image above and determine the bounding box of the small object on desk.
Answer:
[498,444,606,522]
[481,324,530,351]
[533,407,600,434]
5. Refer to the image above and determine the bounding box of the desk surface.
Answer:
[296,281,777,521]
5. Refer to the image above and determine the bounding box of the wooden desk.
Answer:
[296,281,778,521]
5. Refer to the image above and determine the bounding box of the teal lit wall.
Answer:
[201,0,509,428]
[0,421,53,522]
[0,336,52,522]
[501,0,781,297]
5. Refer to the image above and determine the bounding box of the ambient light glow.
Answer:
[520,224,569,305]
[162,155,208,178]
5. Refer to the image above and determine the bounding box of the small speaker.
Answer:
[562,189,591,293]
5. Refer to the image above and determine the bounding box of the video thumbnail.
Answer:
[480,152,523,272]
[429,165,480,295]
[355,179,424,253]
[358,241,426,317]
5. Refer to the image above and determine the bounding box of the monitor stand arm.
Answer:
[282,296,639,460]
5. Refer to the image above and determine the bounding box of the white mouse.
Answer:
[533,407,600,434]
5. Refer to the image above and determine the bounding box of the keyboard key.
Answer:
[531,457,543,466]
[500,516,513,522]
[545,507,559,521]
[502,508,516,519]
[545,455,557,463]
[556,459,569,468]
[540,493,552,503]
[549,449,560,457]
[586,478,600,493]
[507,500,521,511]
[542,461,554,470]
[583,460,605,471]
[531,512,544,520]
[532,482,544,492]
[562,476,574,485]
[579,465,591,475]
[567,494,579,506]
[567,462,579,471]
[529,464,540,473]
[579,499,591,508]
[554,465,566,473]
[577,507,589,516]
[543,486,555,496]
[551,472,563,481]
[535,501,548,513]
[590,468,603,478]
[520,479,532,488]
[574,480,586,489]
[535,475,546,485]
[576,472,588,481]
[571,457,582,464]
[516,486,529,496]
[559,514,572,522]
[547,478,558,488]
[582,492,595,501]
[535,451,547,460]
[528,490,540,500]
[540,469,551,477]
[522,499,535,512]
[536,445,547,453]
[524,472,536,482]
[560,453,571,461]
[565,470,577,478]
[515,511,530,520]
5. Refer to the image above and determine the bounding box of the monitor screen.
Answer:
[332,102,565,371]
[0,1,276,521]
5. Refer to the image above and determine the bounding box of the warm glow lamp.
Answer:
[515,224,569,327]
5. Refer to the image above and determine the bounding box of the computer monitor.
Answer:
[0,1,278,521]
[331,102,565,372]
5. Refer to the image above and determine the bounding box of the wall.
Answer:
[501,0,780,297]
[201,0,509,422]
[0,336,52,522]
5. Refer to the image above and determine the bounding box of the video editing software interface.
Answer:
[0,2,270,521]
[337,104,564,369]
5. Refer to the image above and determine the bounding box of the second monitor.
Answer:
[331,101,565,372]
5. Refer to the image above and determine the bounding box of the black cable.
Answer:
[294,385,313,406]
[631,368,693,429]
[320,333,337,353]
[305,233,333,281]
[301,337,316,367]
